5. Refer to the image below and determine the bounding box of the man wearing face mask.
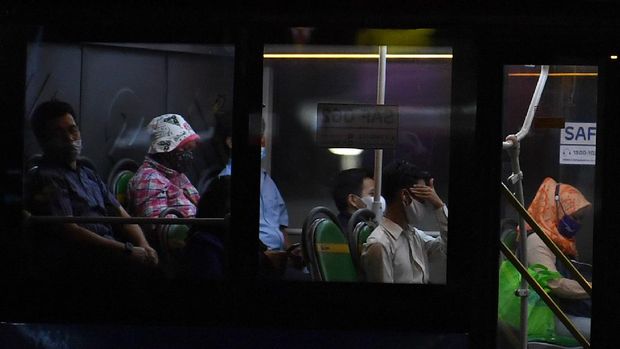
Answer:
[24,100,159,281]
[128,114,200,218]
[331,168,385,232]
[362,160,448,284]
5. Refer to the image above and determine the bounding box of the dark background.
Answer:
[3,1,620,348]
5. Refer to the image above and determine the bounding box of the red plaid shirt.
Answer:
[128,158,200,218]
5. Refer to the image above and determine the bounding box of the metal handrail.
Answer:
[502,65,550,149]
[25,214,227,226]
[501,182,592,296]
[500,241,590,349]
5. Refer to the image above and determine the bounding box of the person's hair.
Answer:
[30,100,76,144]
[382,160,428,205]
[332,168,372,213]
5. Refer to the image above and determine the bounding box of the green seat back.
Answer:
[166,224,190,250]
[356,224,373,254]
[113,170,134,207]
[314,219,357,282]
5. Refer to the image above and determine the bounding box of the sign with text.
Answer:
[316,103,399,148]
[559,122,596,165]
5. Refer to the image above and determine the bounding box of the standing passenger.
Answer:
[128,114,201,218]
[362,160,448,283]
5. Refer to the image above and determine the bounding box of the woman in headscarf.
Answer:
[526,177,592,339]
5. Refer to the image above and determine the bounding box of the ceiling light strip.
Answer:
[508,73,598,77]
[263,53,453,59]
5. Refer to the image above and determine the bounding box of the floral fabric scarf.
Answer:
[525,177,591,258]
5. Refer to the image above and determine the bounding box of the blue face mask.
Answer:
[260,147,266,160]
[558,215,581,238]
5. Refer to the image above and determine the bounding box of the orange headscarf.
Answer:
[526,177,591,258]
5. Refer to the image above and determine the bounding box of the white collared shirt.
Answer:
[362,205,448,284]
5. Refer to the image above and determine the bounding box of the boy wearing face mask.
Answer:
[25,100,159,281]
[331,168,385,232]
[362,160,448,284]
[128,114,201,218]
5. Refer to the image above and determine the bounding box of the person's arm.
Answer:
[109,205,158,266]
[58,223,150,266]
[362,240,393,283]
[280,227,289,249]
[97,171,158,266]
[274,178,290,249]
[527,235,589,299]
[411,178,448,233]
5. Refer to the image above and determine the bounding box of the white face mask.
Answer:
[71,139,82,157]
[361,195,386,215]
[404,198,426,225]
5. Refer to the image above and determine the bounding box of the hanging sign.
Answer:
[316,103,399,148]
[559,122,596,165]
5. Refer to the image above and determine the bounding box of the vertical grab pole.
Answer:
[507,137,529,349]
[502,65,550,349]
[373,46,387,222]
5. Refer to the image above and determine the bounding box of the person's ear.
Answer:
[347,194,362,210]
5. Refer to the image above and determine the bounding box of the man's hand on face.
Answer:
[410,178,444,209]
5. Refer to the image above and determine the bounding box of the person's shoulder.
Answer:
[367,224,389,244]
[77,162,101,179]
[134,165,169,183]
[28,161,63,182]
[527,232,546,247]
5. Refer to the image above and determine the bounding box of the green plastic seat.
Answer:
[313,219,357,282]
[107,158,139,210]
[165,224,190,252]
[356,224,373,256]
[113,170,134,207]
[345,208,377,279]
[301,207,357,282]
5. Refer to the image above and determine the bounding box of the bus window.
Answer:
[23,42,234,282]
[260,35,452,284]
[498,65,596,348]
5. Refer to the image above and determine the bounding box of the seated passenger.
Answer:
[258,119,289,251]
[331,168,384,231]
[196,111,232,194]
[184,176,230,280]
[24,100,158,281]
[362,160,448,283]
[128,114,201,218]
[525,177,592,339]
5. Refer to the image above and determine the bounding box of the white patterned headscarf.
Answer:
[147,114,199,154]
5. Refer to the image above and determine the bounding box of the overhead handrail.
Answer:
[502,182,592,296]
[500,241,590,349]
[502,65,550,149]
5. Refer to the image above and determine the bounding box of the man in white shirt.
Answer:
[362,160,448,283]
